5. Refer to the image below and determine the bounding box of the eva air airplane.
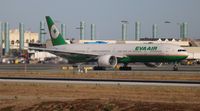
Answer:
[30,16,188,70]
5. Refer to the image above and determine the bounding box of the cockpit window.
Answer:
[178,49,186,52]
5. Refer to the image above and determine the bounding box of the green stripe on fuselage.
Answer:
[64,55,187,63]
[118,55,188,63]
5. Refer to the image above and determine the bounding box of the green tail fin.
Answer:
[45,16,67,46]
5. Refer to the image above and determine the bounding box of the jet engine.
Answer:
[98,55,117,67]
[144,62,163,68]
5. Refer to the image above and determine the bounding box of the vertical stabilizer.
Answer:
[46,16,67,46]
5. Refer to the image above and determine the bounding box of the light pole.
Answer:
[121,20,128,41]
[76,27,84,40]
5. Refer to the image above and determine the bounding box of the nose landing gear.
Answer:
[173,62,178,71]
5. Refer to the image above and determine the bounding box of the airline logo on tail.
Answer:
[46,16,67,46]
[51,25,59,39]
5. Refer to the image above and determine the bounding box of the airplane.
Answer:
[29,16,188,71]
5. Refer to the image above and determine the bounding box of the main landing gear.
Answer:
[93,66,106,70]
[119,63,132,71]
[93,63,132,71]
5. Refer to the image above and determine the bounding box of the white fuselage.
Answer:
[51,43,188,57]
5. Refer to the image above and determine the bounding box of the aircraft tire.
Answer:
[119,67,132,71]
[173,66,178,71]
[93,66,106,70]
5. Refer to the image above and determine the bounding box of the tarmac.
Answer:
[0,64,200,73]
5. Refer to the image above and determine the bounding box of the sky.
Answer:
[0,0,200,40]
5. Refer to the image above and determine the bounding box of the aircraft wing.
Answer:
[28,47,99,63]
[28,47,125,58]
[28,47,96,56]
[28,47,65,54]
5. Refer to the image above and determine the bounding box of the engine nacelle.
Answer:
[144,62,163,68]
[98,55,117,67]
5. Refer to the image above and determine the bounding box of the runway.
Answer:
[0,77,200,87]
